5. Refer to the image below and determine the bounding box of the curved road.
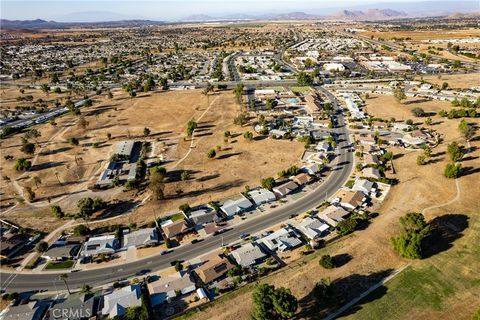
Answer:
[0,87,353,293]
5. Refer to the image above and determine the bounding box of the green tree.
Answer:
[444,163,462,178]
[207,149,216,159]
[251,284,298,320]
[312,278,335,306]
[73,224,90,236]
[272,287,298,319]
[20,142,35,155]
[411,107,426,117]
[35,241,48,253]
[143,127,151,136]
[391,212,430,259]
[458,120,475,141]
[186,120,197,137]
[51,205,64,219]
[416,155,426,165]
[394,87,407,103]
[23,186,35,202]
[319,255,334,269]
[243,131,254,141]
[149,171,165,200]
[447,142,464,162]
[261,177,275,191]
[59,273,71,294]
[296,71,313,86]
[336,218,357,235]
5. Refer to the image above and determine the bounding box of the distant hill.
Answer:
[329,9,407,20]
[0,19,166,29]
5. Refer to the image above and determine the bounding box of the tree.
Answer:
[441,82,449,90]
[312,278,335,305]
[51,205,64,219]
[81,284,92,294]
[336,218,357,235]
[391,212,430,259]
[77,197,106,219]
[20,142,35,155]
[73,224,90,236]
[243,131,253,141]
[35,241,48,253]
[233,113,248,126]
[107,91,113,99]
[149,171,165,200]
[394,87,407,103]
[425,117,432,125]
[24,128,41,141]
[181,170,190,181]
[233,83,244,104]
[186,120,197,137]
[458,120,475,141]
[207,149,216,159]
[78,116,89,129]
[261,177,275,190]
[444,163,462,178]
[411,107,426,117]
[447,142,464,162]
[59,273,71,294]
[143,127,151,136]
[23,186,35,202]
[251,284,298,320]
[423,146,432,158]
[69,137,79,146]
[32,176,42,188]
[416,155,426,165]
[296,71,313,86]
[319,255,334,269]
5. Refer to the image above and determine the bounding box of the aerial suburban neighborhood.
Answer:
[0,0,479,319]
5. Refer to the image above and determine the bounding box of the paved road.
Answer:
[0,86,353,293]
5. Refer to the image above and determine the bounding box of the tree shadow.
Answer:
[39,147,72,156]
[460,166,480,177]
[30,161,65,171]
[217,152,242,160]
[333,253,352,267]
[422,214,469,259]
[296,269,394,319]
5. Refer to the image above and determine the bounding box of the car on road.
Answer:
[160,250,171,255]
[191,238,203,244]
[289,213,298,219]
[240,233,249,239]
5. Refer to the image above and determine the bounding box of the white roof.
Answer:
[102,285,142,318]
[259,227,302,252]
[352,178,374,194]
[248,188,276,205]
[296,217,329,239]
[220,195,253,216]
[231,242,267,267]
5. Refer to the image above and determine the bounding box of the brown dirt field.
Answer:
[364,94,454,121]
[360,29,480,41]
[417,73,480,89]
[1,89,303,231]
[180,96,480,320]
[0,86,75,110]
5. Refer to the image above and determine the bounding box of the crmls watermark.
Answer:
[52,308,92,319]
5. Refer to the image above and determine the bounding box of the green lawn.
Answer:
[45,260,74,270]
[341,213,480,320]
[290,86,312,93]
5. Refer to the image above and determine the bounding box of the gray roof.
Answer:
[3,301,47,320]
[123,228,159,248]
[296,217,329,239]
[248,188,276,206]
[50,293,97,320]
[101,285,142,318]
[352,178,374,194]
[259,227,302,252]
[220,195,253,217]
[82,235,118,257]
[189,208,217,226]
[114,141,135,158]
[273,181,299,197]
[42,244,79,260]
[230,242,267,267]
[147,271,196,305]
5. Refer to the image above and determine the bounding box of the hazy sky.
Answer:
[0,0,463,21]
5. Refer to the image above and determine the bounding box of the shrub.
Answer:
[319,255,334,269]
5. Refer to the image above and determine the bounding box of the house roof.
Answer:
[50,293,97,320]
[220,195,253,216]
[189,208,217,225]
[296,217,329,239]
[340,190,365,208]
[230,242,267,267]
[82,235,118,257]
[363,153,379,164]
[195,255,235,284]
[162,219,190,238]
[43,244,79,259]
[248,188,276,205]
[292,173,313,185]
[362,167,381,179]
[101,285,142,319]
[273,181,299,196]
[124,228,159,247]
[147,271,196,303]
[352,178,374,193]
[259,227,302,252]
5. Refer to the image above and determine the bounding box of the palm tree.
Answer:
[59,273,71,294]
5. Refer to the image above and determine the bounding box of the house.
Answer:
[392,122,412,132]
[352,178,375,194]
[81,235,118,257]
[315,142,330,152]
[42,244,80,261]
[296,217,329,239]
[195,254,235,284]
[2,301,47,320]
[269,129,288,139]
[301,163,322,176]
[189,207,218,226]
[363,153,380,166]
[248,188,276,206]
[319,205,350,227]
[358,135,376,145]
[338,190,365,210]
[124,228,159,248]
[304,94,323,115]
[230,242,267,267]
[147,271,196,306]
[273,181,299,198]
[0,233,30,259]
[220,195,253,217]
[292,173,314,186]
[49,293,98,320]
[401,134,426,148]
[114,140,135,159]
[162,219,191,239]
[362,167,381,179]
[101,285,142,319]
[259,226,302,252]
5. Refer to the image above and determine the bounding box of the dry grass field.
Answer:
[418,73,480,89]
[177,94,480,320]
[0,89,303,230]
[360,29,480,41]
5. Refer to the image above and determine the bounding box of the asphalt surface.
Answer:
[0,86,353,293]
